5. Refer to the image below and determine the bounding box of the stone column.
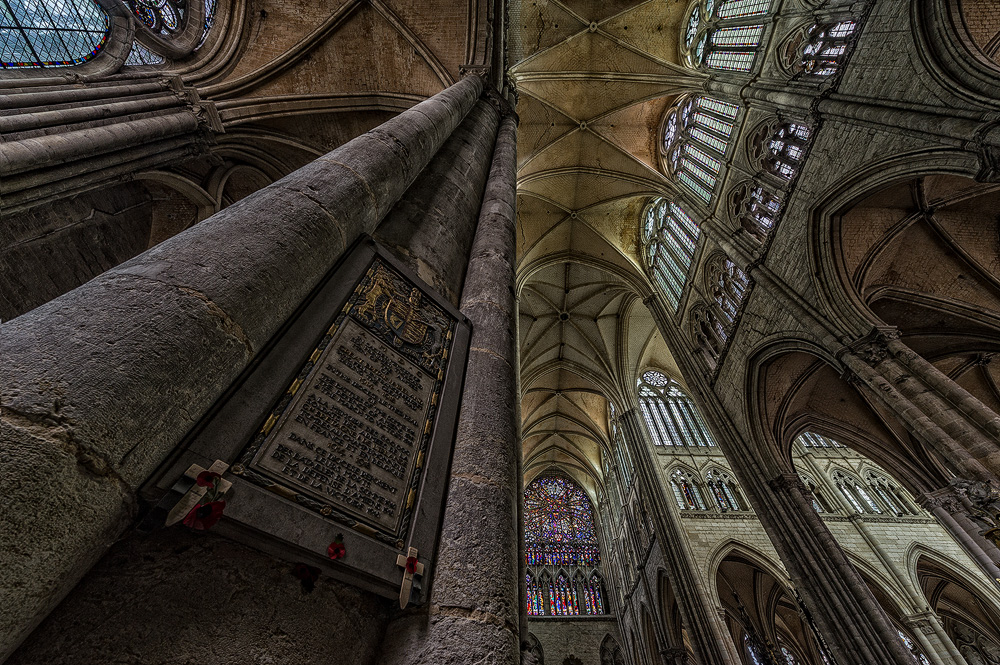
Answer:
[375,97,501,306]
[618,408,742,665]
[748,473,916,665]
[376,113,520,665]
[921,489,1000,582]
[0,74,484,662]
[1,76,219,215]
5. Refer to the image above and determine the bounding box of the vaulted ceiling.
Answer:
[511,0,694,498]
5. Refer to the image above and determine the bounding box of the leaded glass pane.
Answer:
[717,0,770,19]
[705,50,755,71]
[524,476,601,567]
[711,25,763,48]
[1,0,108,68]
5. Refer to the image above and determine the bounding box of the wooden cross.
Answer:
[395,546,424,609]
[164,461,231,526]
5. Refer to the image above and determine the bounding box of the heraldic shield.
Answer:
[386,287,429,346]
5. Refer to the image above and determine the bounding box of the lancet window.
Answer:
[524,475,608,616]
[732,182,783,242]
[661,95,739,203]
[706,469,745,511]
[799,473,830,513]
[1,0,109,68]
[797,432,844,448]
[642,198,701,309]
[897,629,931,665]
[866,472,916,517]
[833,470,882,515]
[706,253,749,327]
[638,370,716,447]
[692,303,727,362]
[670,469,707,510]
[683,0,771,73]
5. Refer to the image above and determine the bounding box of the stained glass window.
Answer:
[796,432,844,448]
[671,469,707,510]
[760,122,812,180]
[833,470,882,514]
[638,370,716,447]
[734,182,782,242]
[661,96,738,204]
[867,472,916,517]
[684,0,770,73]
[524,475,601,567]
[897,629,931,665]
[706,469,745,511]
[692,304,728,362]
[1,0,109,68]
[801,21,857,77]
[122,0,217,66]
[643,198,701,310]
[799,473,830,513]
[526,573,545,616]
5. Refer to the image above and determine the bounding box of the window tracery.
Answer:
[691,302,727,363]
[638,370,716,447]
[865,471,916,517]
[642,198,701,309]
[706,469,745,511]
[670,468,708,510]
[896,629,931,665]
[706,253,749,327]
[800,21,857,77]
[123,0,217,66]
[731,181,783,242]
[2,0,109,68]
[524,475,608,617]
[683,0,771,73]
[832,470,882,515]
[751,120,813,181]
[661,95,739,203]
[797,432,844,448]
[798,473,830,513]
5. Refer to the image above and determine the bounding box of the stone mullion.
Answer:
[376,111,520,665]
[644,291,916,665]
[0,74,486,662]
[619,408,742,665]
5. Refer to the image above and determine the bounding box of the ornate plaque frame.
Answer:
[142,237,471,601]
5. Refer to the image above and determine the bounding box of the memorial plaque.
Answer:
[236,256,459,545]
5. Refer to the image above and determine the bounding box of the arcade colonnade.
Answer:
[4,1,1000,665]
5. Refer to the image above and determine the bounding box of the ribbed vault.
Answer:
[512,0,695,496]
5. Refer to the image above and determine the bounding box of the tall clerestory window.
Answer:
[524,475,608,616]
[638,370,716,447]
[683,0,771,73]
[1,0,109,68]
[642,198,701,310]
[662,95,739,204]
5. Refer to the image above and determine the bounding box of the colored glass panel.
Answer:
[2,0,108,68]
[524,475,601,567]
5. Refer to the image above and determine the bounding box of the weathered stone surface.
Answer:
[8,529,390,665]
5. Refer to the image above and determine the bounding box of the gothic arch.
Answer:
[914,0,1000,103]
[746,339,948,493]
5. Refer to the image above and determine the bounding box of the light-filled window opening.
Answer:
[662,96,739,203]
[642,198,701,309]
[638,370,716,447]
[2,0,108,68]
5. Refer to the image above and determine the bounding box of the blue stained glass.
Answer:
[524,476,601,567]
[2,0,109,68]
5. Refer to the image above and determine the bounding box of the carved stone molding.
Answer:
[848,327,901,367]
